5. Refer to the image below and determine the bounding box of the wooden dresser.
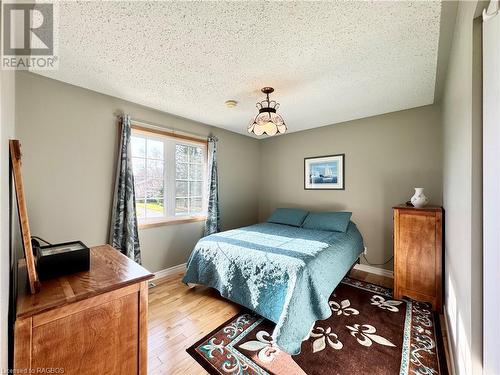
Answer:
[393,205,443,312]
[14,245,154,374]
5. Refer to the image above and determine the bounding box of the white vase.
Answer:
[411,187,429,208]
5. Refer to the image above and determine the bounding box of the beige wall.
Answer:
[258,105,443,271]
[15,72,260,272]
[441,1,483,373]
[14,72,444,277]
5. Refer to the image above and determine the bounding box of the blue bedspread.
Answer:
[182,222,364,355]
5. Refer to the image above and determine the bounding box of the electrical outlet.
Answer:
[364,246,367,255]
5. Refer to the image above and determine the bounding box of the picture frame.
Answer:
[304,154,345,190]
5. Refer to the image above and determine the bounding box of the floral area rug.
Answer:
[187,277,448,375]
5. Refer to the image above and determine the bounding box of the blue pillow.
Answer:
[302,212,352,233]
[267,208,309,227]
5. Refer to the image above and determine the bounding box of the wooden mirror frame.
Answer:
[10,139,40,294]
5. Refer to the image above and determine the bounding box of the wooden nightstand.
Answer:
[14,245,154,374]
[393,205,443,312]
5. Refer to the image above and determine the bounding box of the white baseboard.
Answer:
[443,305,456,375]
[154,263,187,280]
[353,263,394,278]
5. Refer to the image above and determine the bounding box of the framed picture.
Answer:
[304,154,345,190]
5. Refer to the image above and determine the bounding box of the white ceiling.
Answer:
[35,1,442,136]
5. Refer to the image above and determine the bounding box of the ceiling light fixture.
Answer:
[247,87,287,136]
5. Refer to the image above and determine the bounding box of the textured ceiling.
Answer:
[35,1,442,136]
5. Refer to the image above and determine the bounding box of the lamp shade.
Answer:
[247,87,287,136]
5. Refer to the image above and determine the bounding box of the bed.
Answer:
[182,218,364,355]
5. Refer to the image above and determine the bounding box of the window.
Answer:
[174,144,205,216]
[131,126,207,227]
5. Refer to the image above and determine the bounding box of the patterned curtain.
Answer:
[203,136,220,236]
[110,115,141,263]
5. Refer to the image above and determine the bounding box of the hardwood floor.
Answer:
[147,269,450,375]
[147,271,239,375]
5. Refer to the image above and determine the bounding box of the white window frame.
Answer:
[131,125,208,228]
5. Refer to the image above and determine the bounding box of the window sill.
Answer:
[138,215,207,230]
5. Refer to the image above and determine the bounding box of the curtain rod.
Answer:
[118,115,209,141]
